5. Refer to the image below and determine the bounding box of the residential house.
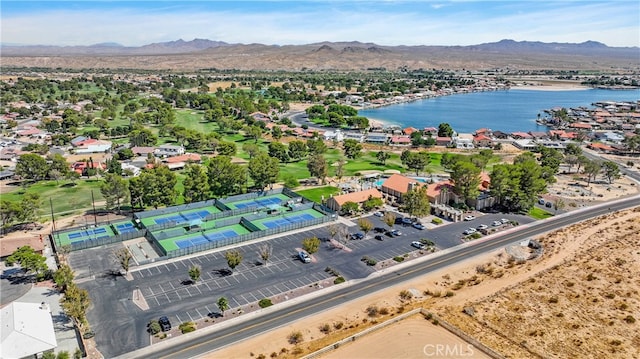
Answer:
[528,131,549,140]
[511,132,532,139]
[0,148,23,161]
[435,136,452,147]
[403,127,419,136]
[1,237,45,259]
[71,160,106,175]
[343,132,365,143]
[454,137,474,149]
[325,188,383,212]
[492,131,510,139]
[324,129,344,142]
[473,134,493,148]
[163,153,202,170]
[155,144,185,157]
[131,146,156,156]
[389,136,411,146]
[512,139,538,151]
[474,128,492,137]
[587,142,616,153]
[74,139,112,154]
[365,132,389,144]
[423,127,438,137]
[70,136,88,146]
[0,302,57,359]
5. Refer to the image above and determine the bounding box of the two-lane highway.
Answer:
[118,195,638,359]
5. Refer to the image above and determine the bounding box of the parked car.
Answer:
[545,202,552,208]
[464,215,476,221]
[385,231,397,237]
[463,228,477,235]
[374,227,386,233]
[492,220,503,227]
[411,241,425,249]
[476,224,488,230]
[159,316,172,332]
[394,217,404,224]
[501,218,510,224]
[298,251,311,263]
[412,223,425,230]
[538,198,546,205]
[350,232,365,240]
[373,211,384,217]
[375,235,384,241]
[391,229,402,236]
[401,217,413,226]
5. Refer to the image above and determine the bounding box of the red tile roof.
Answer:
[164,153,201,163]
[382,174,424,194]
[330,188,382,206]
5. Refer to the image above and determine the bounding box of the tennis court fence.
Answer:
[133,200,218,219]
[51,228,147,252]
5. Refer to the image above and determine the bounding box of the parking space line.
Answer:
[164,293,170,303]
[175,314,182,323]
[146,268,153,276]
[194,308,203,319]
[155,266,161,274]
[204,282,212,291]
[153,297,160,306]
[264,287,275,296]
[147,287,154,295]
[231,297,241,308]
[168,282,176,290]
[248,292,258,302]
[194,285,203,294]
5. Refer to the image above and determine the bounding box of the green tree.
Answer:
[217,297,229,316]
[60,283,91,331]
[553,198,566,213]
[47,153,71,181]
[242,143,260,159]
[288,140,308,161]
[257,243,272,266]
[248,152,280,190]
[307,153,328,184]
[182,164,210,203]
[113,247,132,275]
[582,159,601,186]
[362,196,384,211]
[216,141,237,156]
[100,173,129,213]
[450,161,481,203]
[207,156,246,197]
[302,237,320,255]
[245,125,263,143]
[188,265,201,283]
[376,151,390,165]
[403,151,430,175]
[383,212,396,229]
[402,186,431,219]
[224,249,243,273]
[6,246,48,280]
[268,142,289,163]
[139,165,177,209]
[437,123,454,137]
[271,126,283,140]
[357,218,374,238]
[306,138,327,155]
[340,201,359,215]
[53,264,75,293]
[602,161,621,184]
[565,143,582,157]
[16,153,49,182]
[128,128,157,147]
[342,139,362,159]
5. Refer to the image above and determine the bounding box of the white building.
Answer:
[323,129,344,142]
[154,144,185,157]
[0,302,57,358]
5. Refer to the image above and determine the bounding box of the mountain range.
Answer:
[2,39,638,71]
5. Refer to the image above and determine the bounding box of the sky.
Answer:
[2,1,639,47]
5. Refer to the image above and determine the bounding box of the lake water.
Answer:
[358,88,640,133]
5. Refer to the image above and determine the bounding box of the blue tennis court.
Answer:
[206,229,238,242]
[68,227,108,239]
[115,222,138,234]
[233,201,260,209]
[255,197,283,206]
[175,235,209,249]
[261,218,290,229]
[154,215,186,225]
[284,213,315,224]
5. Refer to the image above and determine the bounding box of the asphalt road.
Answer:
[118,195,638,359]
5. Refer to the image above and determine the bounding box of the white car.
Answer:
[476,224,488,230]
[501,218,510,224]
[492,220,502,227]
[298,251,311,263]
[463,228,477,235]
[411,241,425,249]
[373,211,384,217]
[464,215,476,221]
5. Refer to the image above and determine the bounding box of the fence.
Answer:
[54,229,147,252]
[312,202,335,216]
[133,200,218,219]
[163,214,335,258]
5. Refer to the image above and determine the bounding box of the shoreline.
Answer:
[510,84,591,91]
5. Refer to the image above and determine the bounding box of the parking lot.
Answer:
[71,210,533,358]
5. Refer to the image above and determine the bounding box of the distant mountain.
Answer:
[2,39,638,71]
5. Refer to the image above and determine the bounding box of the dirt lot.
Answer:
[210,207,640,359]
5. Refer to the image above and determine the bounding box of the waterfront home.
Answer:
[365,132,389,144]
[512,139,538,151]
[588,142,616,153]
[403,127,419,136]
[389,136,411,146]
[528,131,549,140]
[473,134,493,148]
[474,128,492,137]
[570,123,593,130]
[325,188,383,213]
[343,131,365,143]
[436,136,452,147]
[454,137,474,149]
[423,127,438,137]
[511,132,532,140]
[492,131,510,140]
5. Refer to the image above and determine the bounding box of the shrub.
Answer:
[549,296,559,304]
[334,276,345,284]
[270,352,278,358]
[469,232,482,239]
[257,354,266,359]
[366,305,379,317]
[399,290,413,301]
[379,307,389,315]
[624,315,636,324]
[178,321,196,334]
[420,238,435,246]
[148,320,161,335]
[444,291,454,297]
[431,217,443,225]
[319,323,331,334]
[333,321,344,330]
[288,331,304,344]
[393,256,405,263]
[366,258,377,266]
[259,298,273,308]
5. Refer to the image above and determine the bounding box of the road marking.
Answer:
[204,282,212,291]
[168,282,176,290]
[194,308,203,319]
[231,297,241,308]
[148,287,154,295]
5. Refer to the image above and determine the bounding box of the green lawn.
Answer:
[528,207,554,219]
[296,186,341,203]
[2,180,105,219]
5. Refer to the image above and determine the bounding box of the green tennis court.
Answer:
[250,208,325,230]
[157,223,251,252]
[54,224,116,247]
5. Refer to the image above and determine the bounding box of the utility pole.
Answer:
[91,190,98,226]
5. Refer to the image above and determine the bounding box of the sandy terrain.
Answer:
[545,168,640,206]
[207,206,640,359]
